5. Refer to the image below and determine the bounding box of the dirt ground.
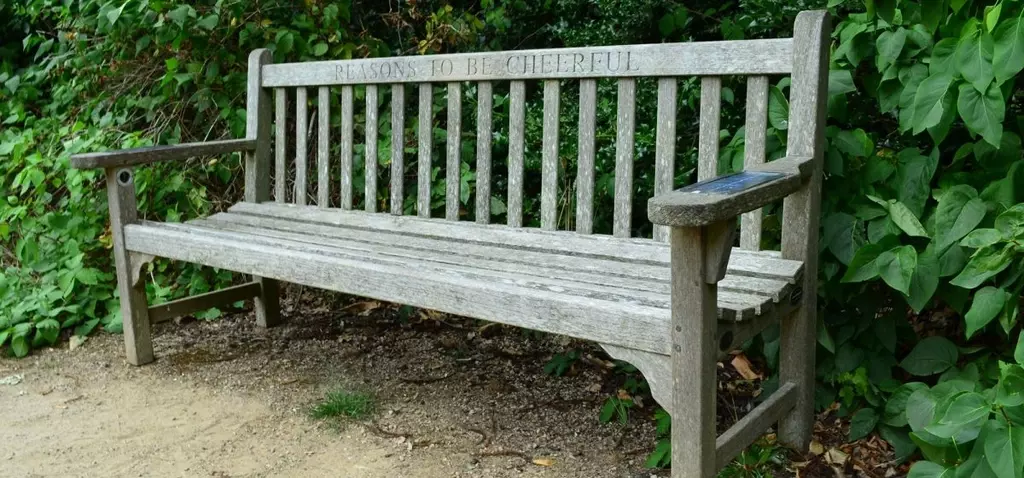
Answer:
[1,290,676,478]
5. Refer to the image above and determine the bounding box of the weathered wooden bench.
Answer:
[72,11,828,478]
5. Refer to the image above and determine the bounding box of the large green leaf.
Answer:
[961,229,1005,248]
[994,16,1024,84]
[925,392,990,440]
[995,204,1024,239]
[950,245,1015,289]
[958,82,1005,147]
[874,0,897,24]
[896,149,939,216]
[997,365,1024,407]
[934,185,987,251]
[823,213,866,265]
[908,461,954,478]
[877,245,917,294]
[768,86,789,130]
[850,407,879,441]
[901,336,959,376]
[877,28,908,72]
[984,420,1024,478]
[842,242,888,282]
[965,287,1010,338]
[911,73,956,134]
[907,246,940,312]
[885,382,929,427]
[931,38,958,75]
[955,31,996,93]
[889,201,929,237]
[1016,333,1024,364]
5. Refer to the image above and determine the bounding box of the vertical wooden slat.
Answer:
[446,82,462,221]
[653,78,678,242]
[317,87,330,207]
[107,169,153,365]
[613,78,636,238]
[778,10,831,452]
[576,79,597,234]
[365,85,379,212]
[541,80,560,231]
[418,83,433,217]
[274,88,287,203]
[698,76,722,182]
[390,84,405,215]
[741,75,769,250]
[670,225,720,478]
[475,82,493,224]
[507,81,526,228]
[294,87,308,206]
[246,49,281,328]
[339,85,354,209]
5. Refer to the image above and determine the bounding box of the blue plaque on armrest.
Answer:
[678,171,785,195]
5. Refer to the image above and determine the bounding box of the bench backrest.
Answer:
[244,11,828,249]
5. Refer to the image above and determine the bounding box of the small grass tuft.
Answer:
[309,389,376,420]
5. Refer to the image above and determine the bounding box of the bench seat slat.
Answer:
[192,214,791,315]
[124,222,672,355]
[227,202,803,283]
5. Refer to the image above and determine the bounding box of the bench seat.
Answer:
[123,202,802,356]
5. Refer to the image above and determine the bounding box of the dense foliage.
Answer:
[2,0,1023,474]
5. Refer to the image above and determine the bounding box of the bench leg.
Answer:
[107,168,154,366]
[254,277,282,328]
[670,226,719,478]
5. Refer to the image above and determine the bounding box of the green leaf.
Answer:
[934,186,986,251]
[313,42,329,56]
[931,38,958,75]
[890,201,929,237]
[961,229,1004,248]
[958,82,1005,147]
[911,73,956,134]
[167,5,194,27]
[897,149,937,216]
[196,14,219,31]
[877,245,917,294]
[823,213,865,265]
[850,408,879,441]
[995,204,1024,239]
[955,32,996,93]
[907,246,940,312]
[1016,333,1024,364]
[875,0,897,24]
[877,29,908,72]
[965,287,1011,338]
[885,382,929,427]
[984,420,1024,478]
[879,425,918,462]
[10,335,27,358]
[843,242,889,282]
[907,461,954,478]
[106,1,128,25]
[901,336,959,376]
[950,245,1015,289]
[994,17,1024,84]
[768,86,789,130]
[925,392,989,439]
[834,129,873,157]
[985,3,1003,33]
[997,365,1024,407]
[829,69,856,97]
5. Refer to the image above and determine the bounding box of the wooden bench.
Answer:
[72,11,829,478]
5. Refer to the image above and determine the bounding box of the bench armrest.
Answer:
[70,138,256,170]
[648,156,813,228]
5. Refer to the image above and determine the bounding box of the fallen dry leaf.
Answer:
[532,457,555,467]
[341,301,381,316]
[825,447,848,466]
[730,353,762,380]
[809,440,825,455]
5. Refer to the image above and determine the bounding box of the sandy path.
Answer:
[0,302,662,478]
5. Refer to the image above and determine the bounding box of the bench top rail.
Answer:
[261,40,794,88]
